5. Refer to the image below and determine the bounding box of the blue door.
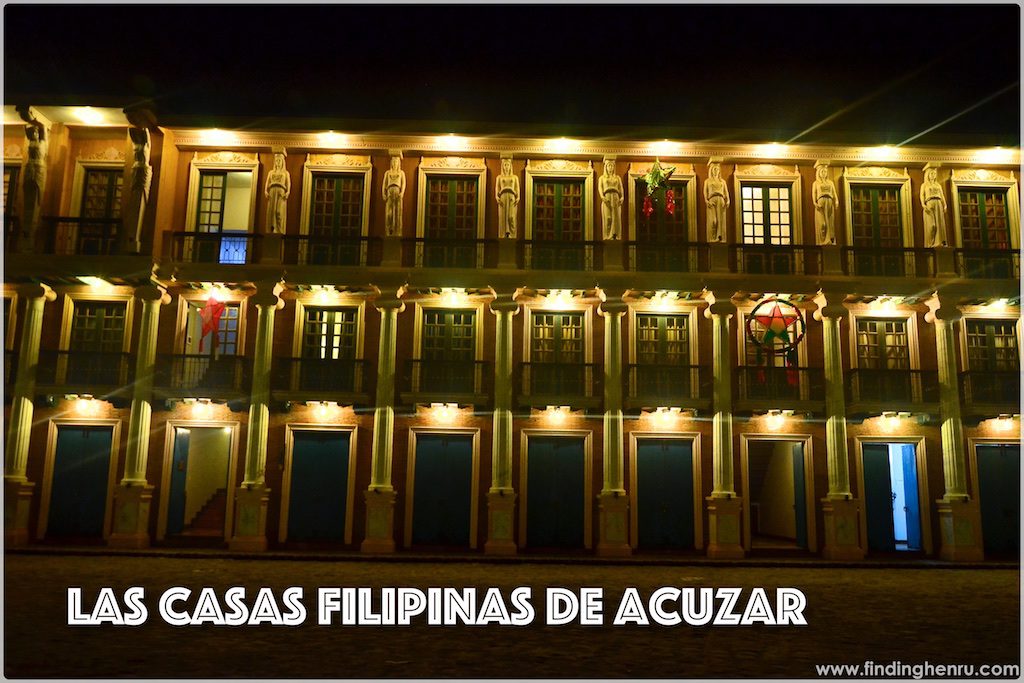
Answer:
[792,444,808,549]
[527,437,585,548]
[288,431,351,542]
[166,428,190,536]
[411,434,474,546]
[863,443,896,551]
[900,446,922,551]
[977,444,1020,555]
[47,426,113,537]
[636,439,694,549]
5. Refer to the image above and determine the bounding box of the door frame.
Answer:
[628,431,703,551]
[739,433,816,552]
[156,419,242,541]
[518,428,594,550]
[853,435,933,555]
[37,418,122,540]
[278,424,359,544]
[967,436,1021,550]
[403,427,481,549]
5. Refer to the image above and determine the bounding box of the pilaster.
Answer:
[597,298,630,556]
[486,292,519,554]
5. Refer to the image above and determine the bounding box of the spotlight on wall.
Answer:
[546,137,578,155]
[440,287,469,308]
[202,282,231,302]
[308,400,339,422]
[66,393,101,416]
[649,139,682,157]
[975,147,1014,165]
[543,289,573,309]
[72,106,105,125]
[992,414,1019,433]
[430,402,459,424]
[870,296,899,313]
[869,145,899,161]
[319,130,347,147]
[757,142,786,157]
[189,398,213,419]
[545,405,571,425]
[78,276,113,291]
[650,290,680,312]
[199,128,237,146]
[440,133,470,152]
[653,406,682,428]
[988,298,1009,310]
[310,285,336,305]
[765,409,788,431]
[878,411,912,433]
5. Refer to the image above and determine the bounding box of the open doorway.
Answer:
[745,439,808,550]
[863,443,922,552]
[165,426,233,541]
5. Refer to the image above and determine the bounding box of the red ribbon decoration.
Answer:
[199,297,226,353]
[642,194,654,218]
[665,188,675,216]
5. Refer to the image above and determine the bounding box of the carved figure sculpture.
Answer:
[264,150,290,235]
[495,157,520,238]
[123,127,153,252]
[383,154,406,237]
[598,158,623,240]
[920,167,948,247]
[704,161,729,242]
[21,121,47,244]
[812,163,837,244]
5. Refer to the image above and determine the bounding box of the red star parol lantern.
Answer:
[745,297,806,385]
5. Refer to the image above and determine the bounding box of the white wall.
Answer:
[184,427,231,525]
[222,171,253,231]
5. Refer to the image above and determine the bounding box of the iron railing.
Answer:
[271,357,371,395]
[626,364,711,405]
[955,249,1020,279]
[400,359,492,399]
[732,244,822,275]
[154,354,251,392]
[168,231,258,264]
[36,350,134,388]
[737,366,825,403]
[519,362,602,404]
[401,237,498,269]
[627,242,709,272]
[521,240,602,271]
[843,246,936,278]
[846,368,940,405]
[41,216,121,255]
[960,370,1020,405]
[281,235,382,267]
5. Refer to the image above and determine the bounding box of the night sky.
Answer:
[4,4,1020,145]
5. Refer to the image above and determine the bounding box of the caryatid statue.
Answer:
[812,161,837,245]
[703,161,729,242]
[264,149,291,235]
[382,153,406,237]
[495,156,520,238]
[920,166,948,247]
[20,119,47,248]
[120,128,153,253]
[598,157,623,240]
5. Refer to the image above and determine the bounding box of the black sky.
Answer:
[4,4,1021,145]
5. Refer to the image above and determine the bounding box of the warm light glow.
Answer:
[430,402,459,424]
[319,130,347,147]
[440,287,469,308]
[869,145,899,161]
[543,289,573,309]
[878,411,903,433]
[191,399,213,419]
[309,400,339,421]
[649,140,682,156]
[545,405,571,425]
[202,283,231,301]
[72,395,101,416]
[310,285,335,305]
[200,128,237,146]
[653,406,682,428]
[222,427,232,434]
[546,137,578,154]
[72,107,105,125]
[439,133,470,152]
[992,415,1018,433]
[975,147,1014,165]
[650,290,679,312]
[757,142,786,157]
[988,298,1009,310]
[78,276,113,291]
[765,410,787,431]
[871,296,898,313]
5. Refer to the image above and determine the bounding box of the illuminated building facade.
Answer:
[3,104,1020,560]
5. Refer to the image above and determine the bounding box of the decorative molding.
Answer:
[415,156,487,241]
[419,155,485,170]
[950,168,1021,250]
[951,168,1017,183]
[5,144,23,160]
[77,145,125,163]
[526,158,593,173]
[734,163,799,177]
[300,154,373,240]
[842,165,910,180]
[524,159,595,241]
[841,166,914,250]
[306,153,371,168]
[193,150,258,165]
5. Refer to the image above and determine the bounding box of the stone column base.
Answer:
[361,488,397,553]
[484,488,517,555]
[229,486,270,552]
[821,497,864,560]
[706,496,744,559]
[497,239,518,269]
[108,484,154,549]
[936,498,984,562]
[596,490,631,557]
[4,479,35,547]
[381,237,402,267]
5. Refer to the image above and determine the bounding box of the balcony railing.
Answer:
[627,242,709,272]
[168,231,259,264]
[36,350,135,388]
[843,247,936,278]
[281,235,382,267]
[731,244,822,275]
[401,237,497,269]
[846,368,939,406]
[737,366,825,404]
[154,354,251,393]
[400,359,492,402]
[519,362,601,406]
[960,370,1020,406]
[271,357,371,396]
[956,249,1020,279]
[521,240,601,271]
[626,364,711,407]
[41,216,121,255]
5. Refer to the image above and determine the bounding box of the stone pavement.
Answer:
[4,553,1019,678]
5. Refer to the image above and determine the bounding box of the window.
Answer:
[67,301,128,385]
[310,174,364,238]
[3,165,19,215]
[185,153,259,266]
[184,300,240,356]
[635,179,688,244]
[849,185,905,276]
[966,319,1019,372]
[853,317,916,403]
[534,179,584,243]
[959,190,1010,250]
[635,313,691,400]
[419,309,477,393]
[298,155,372,266]
[81,169,123,219]
[299,306,358,392]
[422,176,478,267]
[530,311,584,395]
[740,184,791,245]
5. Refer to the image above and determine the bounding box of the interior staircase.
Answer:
[180,488,227,537]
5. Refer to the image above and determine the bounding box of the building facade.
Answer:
[3,104,1020,560]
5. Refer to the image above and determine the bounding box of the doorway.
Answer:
[524,435,588,550]
[863,443,922,552]
[976,443,1020,556]
[407,432,475,548]
[634,438,695,551]
[745,439,808,550]
[45,425,115,539]
[166,426,232,540]
[285,430,353,543]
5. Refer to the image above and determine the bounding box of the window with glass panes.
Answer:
[81,169,123,219]
[185,301,240,356]
[70,302,126,352]
[740,183,792,245]
[421,309,476,393]
[635,179,688,243]
[851,186,902,248]
[196,172,228,233]
[310,173,364,239]
[966,319,1019,372]
[425,176,477,240]
[3,166,19,214]
[856,319,909,369]
[302,307,357,360]
[744,318,792,368]
[533,179,584,241]
[531,312,584,364]
[636,314,689,365]
[959,190,1011,250]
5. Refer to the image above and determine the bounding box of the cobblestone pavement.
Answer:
[4,554,1019,679]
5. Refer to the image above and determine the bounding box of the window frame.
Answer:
[732,164,803,245]
[626,162,698,243]
[847,306,922,371]
[174,289,249,358]
[4,152,23,217]
[950,168,1021,250]
[290,293,366,361]
[69,157,125,218]
[522,300,594,366]
[412,297,486,363]
[415,156,487,240]
[299,153,372,238]
[523,159,595,242]
[59,290,135,354]
[184,151,260,234]
[841,166,914,249]
[957,306,1022,374]
[627,301,700,368]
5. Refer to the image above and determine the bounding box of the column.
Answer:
[814,293,864,559]
[704,293,743,558]
[596,300,630,556]
[108,285,169,548]
[485,293,518,554]
[4,283,55,546]
[229,283,283,551]
[927,297,983,561]
[361,296,405,553]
